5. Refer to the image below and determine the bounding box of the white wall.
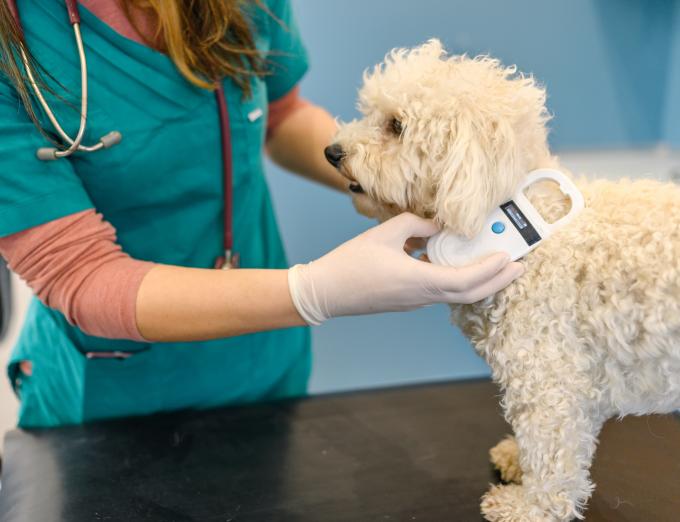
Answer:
[0,275,30,446]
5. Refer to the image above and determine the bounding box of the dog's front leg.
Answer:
[481,379,605,522]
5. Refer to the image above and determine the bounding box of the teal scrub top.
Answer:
[1,0,311,428]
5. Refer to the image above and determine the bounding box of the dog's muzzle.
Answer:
[324,143,364,194]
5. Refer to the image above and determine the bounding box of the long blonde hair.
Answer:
[0,0,266,135]
[122,0,266,92]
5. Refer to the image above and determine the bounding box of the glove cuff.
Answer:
[287,263,327,326]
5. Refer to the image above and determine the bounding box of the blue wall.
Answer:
[293,0,676,151]
[664,2,680,146]
[266,1,680,394]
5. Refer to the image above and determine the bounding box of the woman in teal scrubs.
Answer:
[0,0,523,428]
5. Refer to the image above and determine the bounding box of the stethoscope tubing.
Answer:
[214,84,236,268]
[22,23,88,158]
[8,0,121,160]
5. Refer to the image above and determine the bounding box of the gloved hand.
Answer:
[287,212,524,325]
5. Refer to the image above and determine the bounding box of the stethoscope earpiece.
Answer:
[36,131,122,161]
[36,148,59,161]
[36,131,123,161]
[100,131,122,149]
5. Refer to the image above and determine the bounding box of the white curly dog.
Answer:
[325,39,680,521]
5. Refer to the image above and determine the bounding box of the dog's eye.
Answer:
[389,117,403,136]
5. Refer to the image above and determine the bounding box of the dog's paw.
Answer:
[489,436,522,483]
[481,484,554,522]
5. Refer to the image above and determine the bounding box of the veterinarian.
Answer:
[0,0,523,428]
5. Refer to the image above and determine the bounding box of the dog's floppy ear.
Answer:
[433,116,521,238]
[433,58,550,238]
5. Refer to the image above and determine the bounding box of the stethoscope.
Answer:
[8,0,238,269]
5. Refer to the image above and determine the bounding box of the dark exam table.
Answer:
[0,379,679,521]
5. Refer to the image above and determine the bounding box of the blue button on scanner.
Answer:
[491,221,506,234]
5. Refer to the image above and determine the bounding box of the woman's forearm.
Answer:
[266,103,349,192]
[136,265,306,342]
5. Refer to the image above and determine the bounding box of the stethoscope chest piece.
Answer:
[214,251,240,270]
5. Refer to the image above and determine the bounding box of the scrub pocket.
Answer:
[8,299,157,428]
[11,344,159,429]
[81,346,158,423]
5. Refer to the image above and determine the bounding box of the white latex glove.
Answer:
[288,212,524,325]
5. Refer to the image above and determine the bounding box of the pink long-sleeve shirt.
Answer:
[0,0,309,341]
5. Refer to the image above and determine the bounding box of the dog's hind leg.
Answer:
[489,436,522,483]
[481,378,606,522]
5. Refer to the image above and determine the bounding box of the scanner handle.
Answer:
[513,169,585,237]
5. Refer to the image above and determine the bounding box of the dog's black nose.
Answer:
[324,143,345,168]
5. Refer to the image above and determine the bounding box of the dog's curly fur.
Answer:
[329,39,680,521]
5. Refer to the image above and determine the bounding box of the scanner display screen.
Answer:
[500,200,541,246]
